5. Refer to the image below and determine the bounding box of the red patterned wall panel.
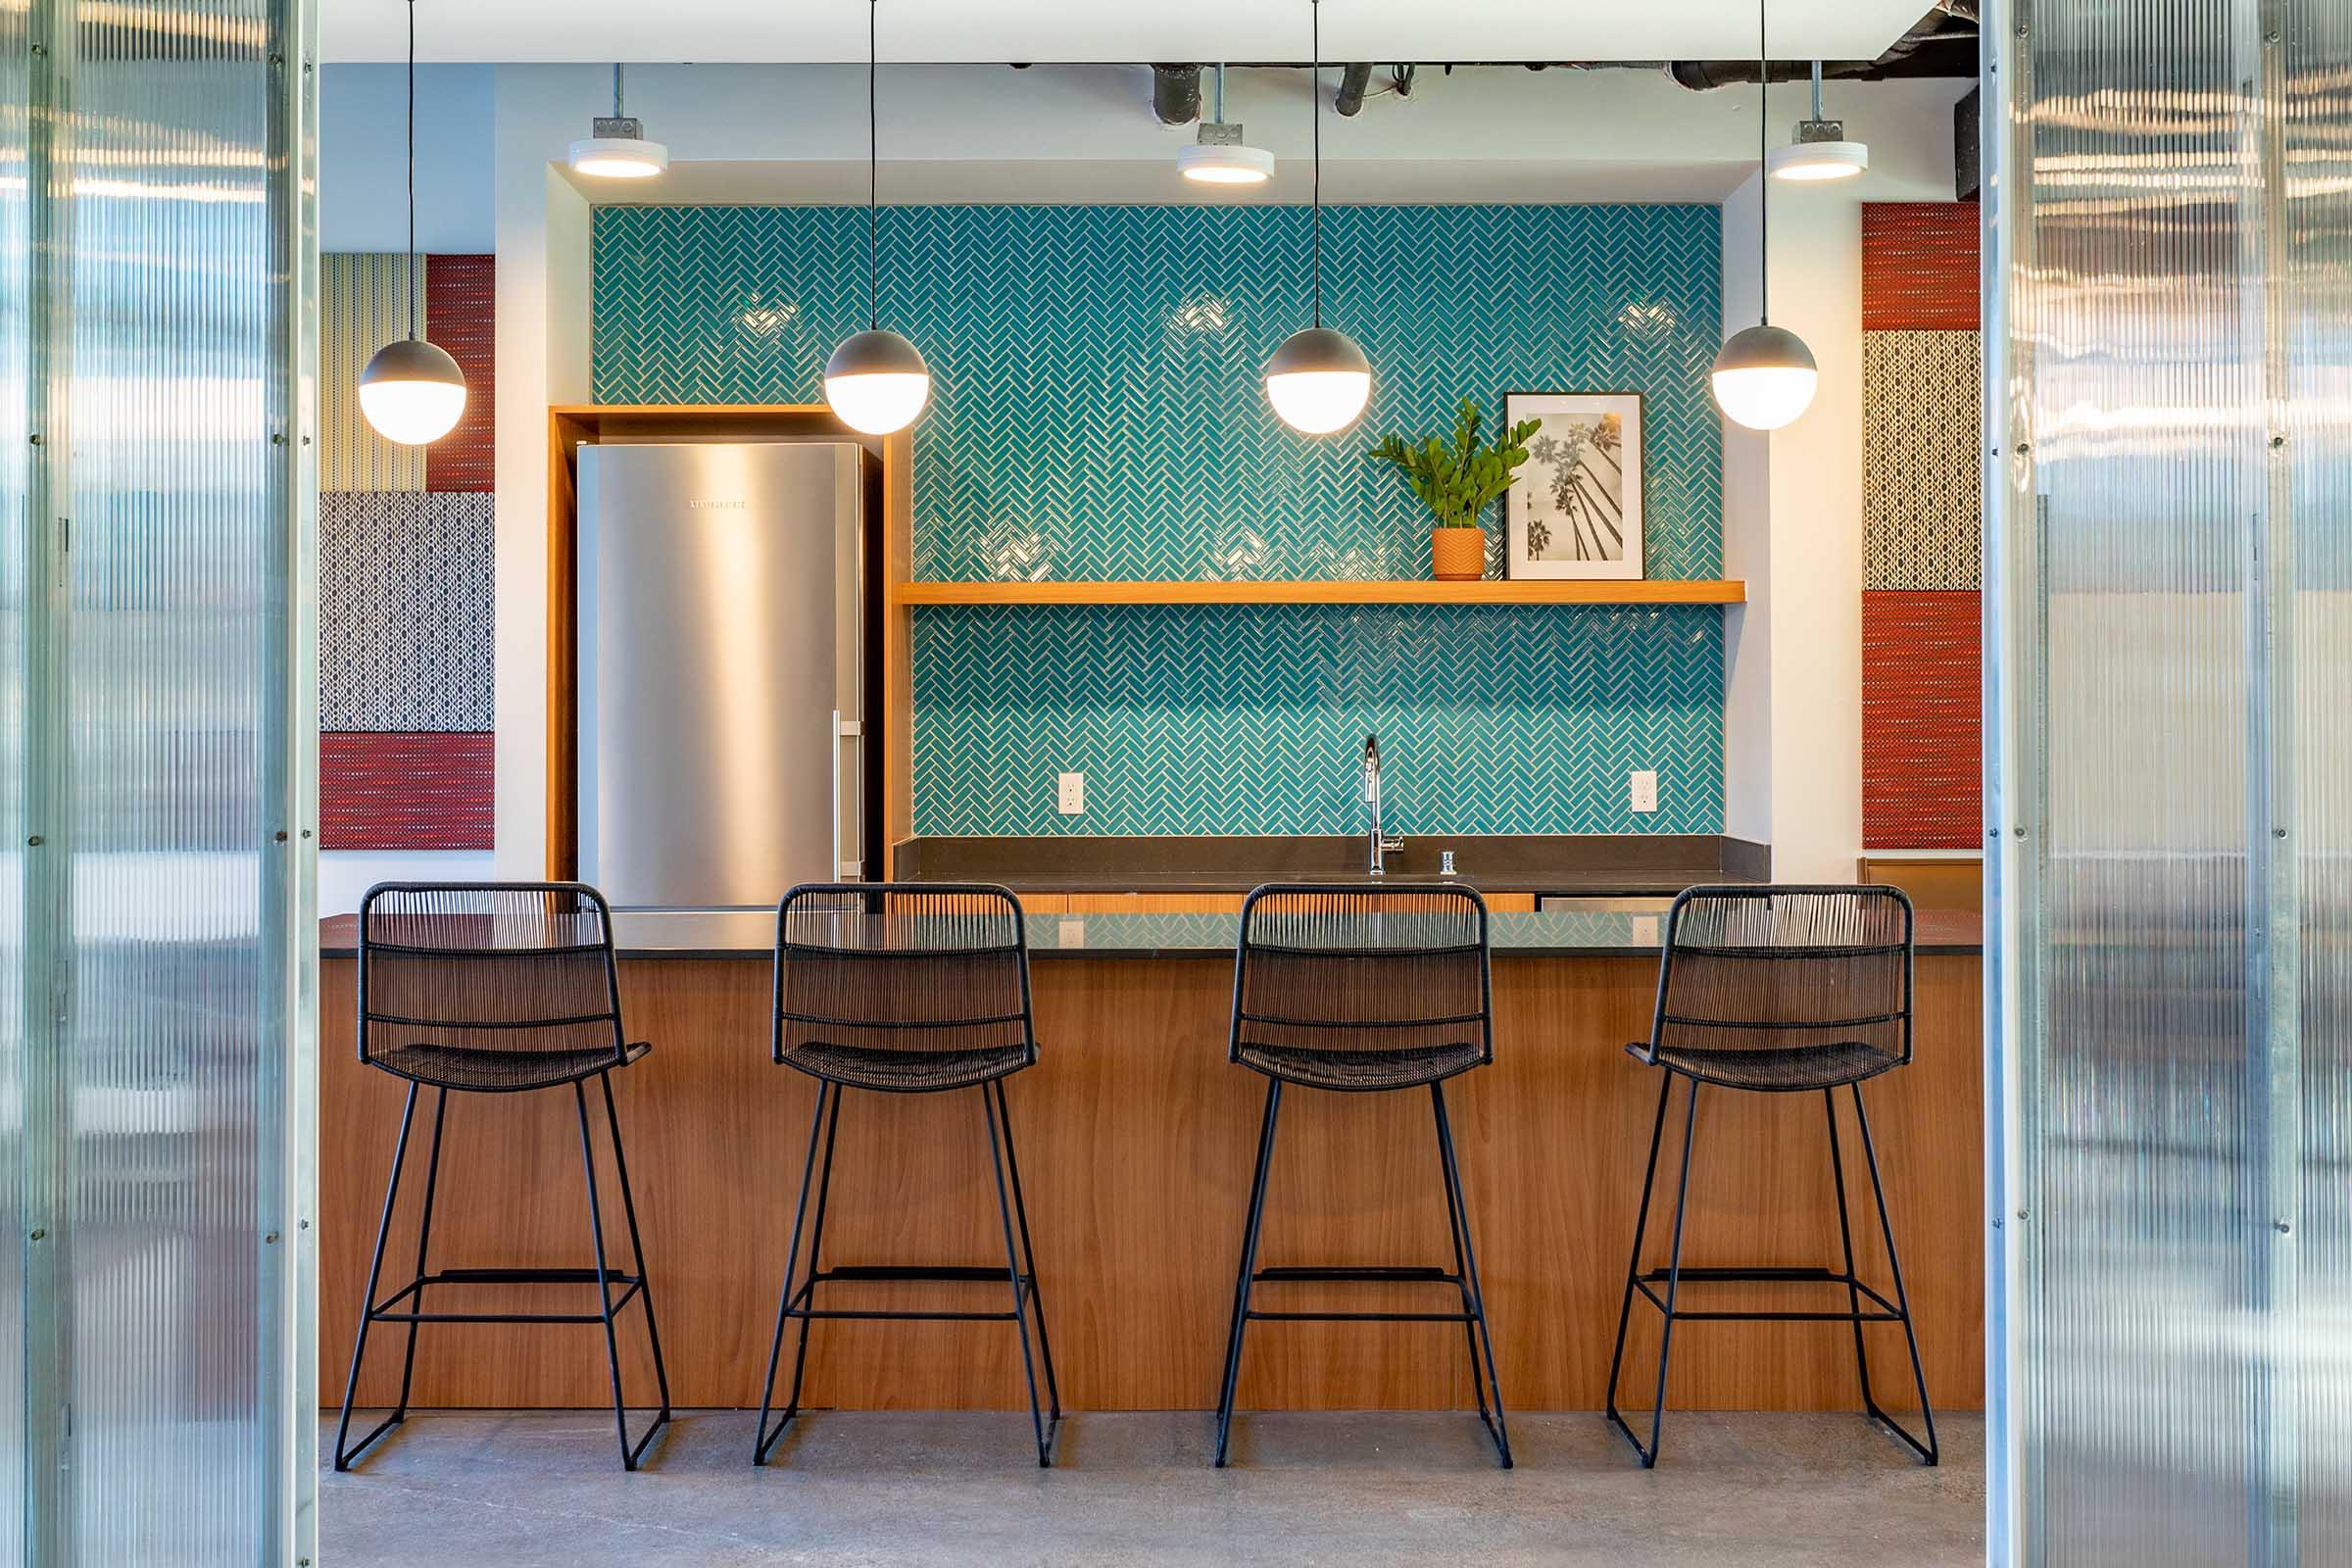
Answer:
[424,253,496,492]
[1862,204,1980,331]
[321,732,494,851]
[1862,591,1981,851]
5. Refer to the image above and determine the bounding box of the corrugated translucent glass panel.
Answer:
[1995,0,2352,1561]
[2285,3,2352,1558]
[0,0,26,1562]
[0,0,307,1560]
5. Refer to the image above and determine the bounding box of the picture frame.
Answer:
[1502,391,1645,580]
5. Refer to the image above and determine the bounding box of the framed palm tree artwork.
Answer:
[1502,391,1645,580]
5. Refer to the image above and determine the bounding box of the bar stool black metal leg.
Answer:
[573,1078,663,1472]
[1431,1082,1512,1468]
[982,1080,1057,1466]
[1824,1088,1879,1417]
[1607,1072,1701,1468]
[391,1087,451,1420]
[1435,1090,1492,1427]
[1212,1078,1283,1468]
[780,1080,847,1431]
[1603,1070,1671,1465]
[1851,1084,1938,1465]
[755,1079,832,1465]
[599,1071,673,1438]
[336,1081,419,1471]
[991,1077,1061,1423]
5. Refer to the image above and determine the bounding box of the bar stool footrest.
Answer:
[1629,1264,1903,1322]
[368,1267,649,1325]
[820,1264,1022,1284]
[1254,1264,1458,1284]
[783,1264,1042,1323]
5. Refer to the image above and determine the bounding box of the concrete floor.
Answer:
[321,1408,1984,1567]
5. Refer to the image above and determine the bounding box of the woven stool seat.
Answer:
[781,1039,1032,1093]
[1239,1039,1486,1092]
[1625,1038,1903,1092]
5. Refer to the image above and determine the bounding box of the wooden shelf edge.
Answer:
[890,579,1746,608]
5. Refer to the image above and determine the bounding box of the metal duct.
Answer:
[1151,64,1202,124]
[1334,62,1375,116]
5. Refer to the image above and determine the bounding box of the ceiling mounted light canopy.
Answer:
[825,0,931,436]
[360,0,466,447]
[569,64,667,178]
[1179,65,1274,186]
[1263,0,1369,435]
[1767,61,1867,181]
[1711,0,1818,432]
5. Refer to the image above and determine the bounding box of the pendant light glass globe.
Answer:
[824,327,931,435]
[1710,322,1817,431]
[1263,4,1368,436]
[360,337,467,445]
[361,0,466,447]
[1264,326,1371,434]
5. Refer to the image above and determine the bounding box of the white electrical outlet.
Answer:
[1057,772,1086,815]
[1630,770,1658,813]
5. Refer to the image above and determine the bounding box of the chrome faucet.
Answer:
[1362,733,1403,875]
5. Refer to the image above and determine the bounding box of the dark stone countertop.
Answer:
[890,833,1771,896]
[320,906,1983,962]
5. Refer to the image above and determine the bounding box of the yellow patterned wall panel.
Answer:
[320,252,425,491]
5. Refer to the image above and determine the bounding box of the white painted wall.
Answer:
[316,64,500,911]
[314,60,1973,889]
[1718,74,1969,882]
[319,64,497,253]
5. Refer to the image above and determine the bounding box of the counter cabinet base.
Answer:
[320,954,1983,1415]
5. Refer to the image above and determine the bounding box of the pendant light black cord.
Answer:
[866,0,880,331]
[406,0,417,341]
[1756,0,1769,325]
[1310,0,1322,328]
[612,62,623,119]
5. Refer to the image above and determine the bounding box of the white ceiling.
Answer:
[322,0,1936,66]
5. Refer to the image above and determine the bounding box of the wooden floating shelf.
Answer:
[891,579,1746,608]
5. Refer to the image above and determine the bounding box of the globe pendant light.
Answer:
[1711,0,1818,432]
[1766,62,1868,182]
[824,0,930,437]
[359,0,466,446]
[568,65,669,179]
[1263,0,1370,435]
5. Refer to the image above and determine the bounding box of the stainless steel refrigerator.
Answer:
[576,441,869,906]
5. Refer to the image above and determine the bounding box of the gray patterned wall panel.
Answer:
[319,491,494,732]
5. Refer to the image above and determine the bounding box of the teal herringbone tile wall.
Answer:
[594,204,1722,581]
[592,203,1727,836]
[915,604,1724,837]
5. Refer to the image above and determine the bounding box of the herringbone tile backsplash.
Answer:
[917,603,1724,837]
[594,203,1727,836]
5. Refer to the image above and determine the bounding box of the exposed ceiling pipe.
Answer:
[1151,64,1202,124]
[1333,62,1375,116]
[1667,4,1975,87]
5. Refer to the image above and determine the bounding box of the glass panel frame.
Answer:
[1987,1,2350,1563]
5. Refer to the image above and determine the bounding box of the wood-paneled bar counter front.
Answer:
[318,907,1983,1417]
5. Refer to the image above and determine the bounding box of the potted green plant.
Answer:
[1368,398,1543,581]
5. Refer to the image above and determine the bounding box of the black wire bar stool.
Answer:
[754,883,1060,1468]
[334,882,672,1473]
[1604,884,1936,1468]
[1213,883,1511,1469]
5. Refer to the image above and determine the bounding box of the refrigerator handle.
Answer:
[832,710,864,881]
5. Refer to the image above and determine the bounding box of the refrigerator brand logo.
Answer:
[689,498,747,510]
